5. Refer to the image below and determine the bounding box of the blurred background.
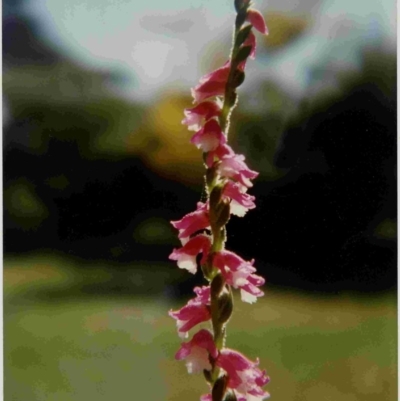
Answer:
[3,0,396,400]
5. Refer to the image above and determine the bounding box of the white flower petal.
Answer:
[186,347,211,374]
[230,200,248,217]
[241,289,257,304]
[177,255,197,274]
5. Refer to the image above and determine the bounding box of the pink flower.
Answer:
[169,234,211,274]
[218,149,259,188]
[205,143,235,167]
[246,9,269,35]
[192,285,211,304]
[182,100,222,131]
[169,286,211,338]
[239,273,265,304]
[213,250,265,303]
[191,119,227,152]
[222,180,256,217]
[171,202,210,244]
[217,349,270,400]
[176,329,218,374]
[191,62,230,103]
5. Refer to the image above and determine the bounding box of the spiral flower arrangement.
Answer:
[169,1,270,400]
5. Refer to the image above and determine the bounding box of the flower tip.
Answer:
[190,87,199,104]
[247,9,269,35]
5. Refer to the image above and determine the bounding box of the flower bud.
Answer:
[209,186,231,232]
[234,46,253,64]
[234,0,246,13]
[206,166,218,188]
[217,291,233,324]
[209,185,224,211]
[235,12,247,31]
[235,0,250,13]
[203,369,213,383]
[212,375,228,401]
[201,262,213,281]
[232,70,245,89]
[235,24,253,47]
[214,200,231,228]
[211,273,225,298]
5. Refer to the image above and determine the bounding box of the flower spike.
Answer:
[169,1,269,399]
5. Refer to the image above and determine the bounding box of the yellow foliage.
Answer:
[126,92,205,185]
[263,12,309,49]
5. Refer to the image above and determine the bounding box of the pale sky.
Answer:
[22,0,396,103]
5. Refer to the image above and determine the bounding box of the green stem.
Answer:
[206,5,250,398]
[219,27,240,135]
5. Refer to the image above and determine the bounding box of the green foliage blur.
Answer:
[5,258,396,400]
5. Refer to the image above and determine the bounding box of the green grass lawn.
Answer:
[4,255,397,401]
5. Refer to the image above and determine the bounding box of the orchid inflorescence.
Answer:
[169,1,270,400]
